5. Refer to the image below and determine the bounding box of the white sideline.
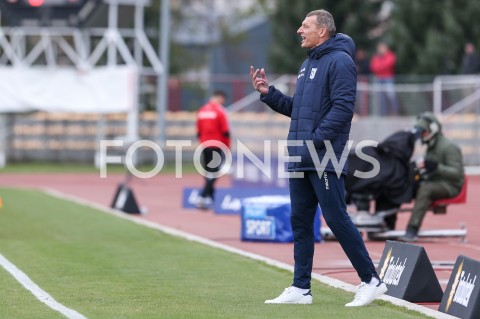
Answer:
[0,254,87,319]
[43,188,458,319]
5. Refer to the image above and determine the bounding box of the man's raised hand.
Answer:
[250,66,269,95]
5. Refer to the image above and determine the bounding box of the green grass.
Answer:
[0,188,430,319]
[0,266,64,319]
[0,162,197,174]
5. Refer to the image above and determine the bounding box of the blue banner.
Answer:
[182,187,289,214]
[241,195,322,243]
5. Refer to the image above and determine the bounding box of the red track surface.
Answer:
[1,172,479,310]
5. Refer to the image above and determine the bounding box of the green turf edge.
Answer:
[0,188,431,319]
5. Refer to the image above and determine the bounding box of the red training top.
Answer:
[370,50,397,79]
[196,101,230,148]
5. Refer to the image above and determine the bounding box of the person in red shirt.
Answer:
[370,42,400,115]
[195,90,231,209]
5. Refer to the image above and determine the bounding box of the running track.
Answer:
[1,172,479,311]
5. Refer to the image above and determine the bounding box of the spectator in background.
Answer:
[460,43,480,113]
[461,42,480,74]
[355,48,370,116]
[356,48,371,75]
[195,90,230,210]
[370,42,400,116]
[399,112,464,242]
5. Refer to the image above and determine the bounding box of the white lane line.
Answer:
[43,188,457,319]
[0,254,88,319]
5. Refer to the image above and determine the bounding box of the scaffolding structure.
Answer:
[0,0,170,167]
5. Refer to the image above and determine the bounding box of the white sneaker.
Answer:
[203,197,213,206]
[345,278,388,307]
[195,196,213,210]
[265,286,312,304]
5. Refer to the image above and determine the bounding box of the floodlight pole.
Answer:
[107,0,118,66]
[157,0,170,147]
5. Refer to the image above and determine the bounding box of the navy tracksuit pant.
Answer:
[289,171,377,289]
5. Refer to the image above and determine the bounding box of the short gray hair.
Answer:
[307,9,336,37]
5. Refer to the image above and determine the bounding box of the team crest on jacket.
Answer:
[309,68,317,79]
[298,68,306,79]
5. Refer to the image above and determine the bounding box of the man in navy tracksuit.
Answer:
[250,9,387,306]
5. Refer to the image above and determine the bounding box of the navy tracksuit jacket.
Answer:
[260,33,377,288]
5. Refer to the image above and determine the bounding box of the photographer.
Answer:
[399,112,464,242]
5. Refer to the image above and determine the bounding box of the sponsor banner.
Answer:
[439,255,480,319]
[182,187,289,214]
[214,188,290,215]
[377,241,443,302]
[241,195,321,243]
[243,216,277,241]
